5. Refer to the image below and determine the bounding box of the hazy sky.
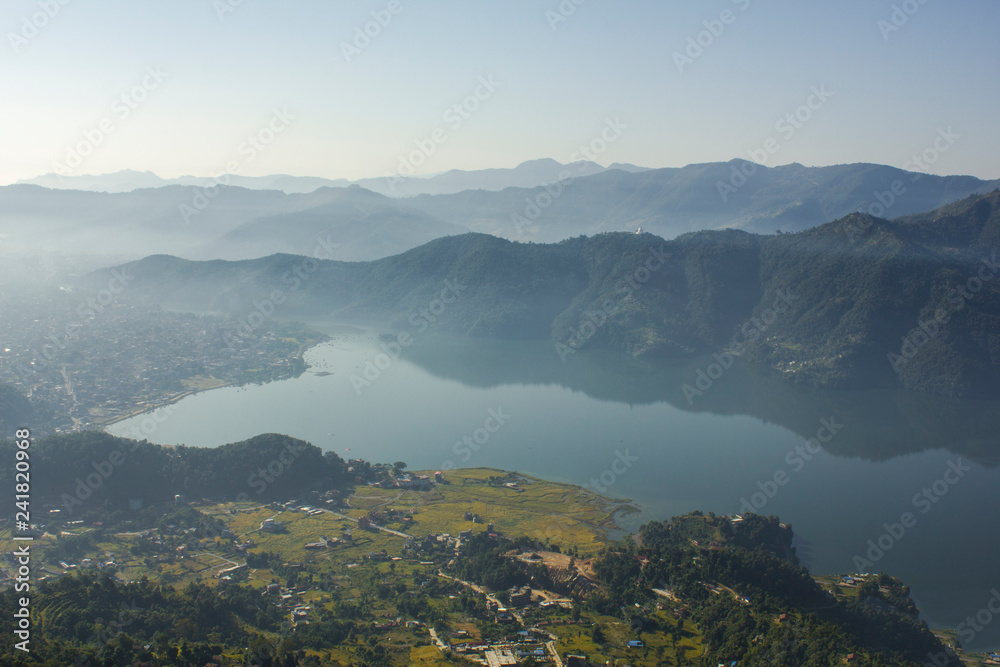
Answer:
[2,0,998,184]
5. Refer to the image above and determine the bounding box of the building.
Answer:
[509,586,531,607]
[260,519,284,533]
[484,649,518,666]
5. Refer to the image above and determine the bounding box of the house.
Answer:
[483,649,518,666]
[304,539,329,549]
[626,640,643,648]
[509,586,531,607]
[260,519,284,533]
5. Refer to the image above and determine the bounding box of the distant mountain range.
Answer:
[15,158,650,196]
[4,160,998,263]
[84,191,1000,399]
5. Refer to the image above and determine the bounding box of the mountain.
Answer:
[15,159,650,196]
[83,192,1000,399]
[199,185,466,261]
[16,170,349,194]
[0,183,467,263]
[350,158,646,196]
[403,161,1000,241]
[6,161,997,266]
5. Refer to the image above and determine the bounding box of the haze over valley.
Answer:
[1,1,999,664]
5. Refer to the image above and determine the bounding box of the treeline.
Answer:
[0,431,350,513]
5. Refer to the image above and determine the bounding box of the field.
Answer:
[344,467,635,557]
[0,468,703,666]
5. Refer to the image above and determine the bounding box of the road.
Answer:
[428,627,449,652]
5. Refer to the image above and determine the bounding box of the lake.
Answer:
[108,327,1000,650]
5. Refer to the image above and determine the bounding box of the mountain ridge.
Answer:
[82,191,1000,399]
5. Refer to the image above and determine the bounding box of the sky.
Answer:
[1,0,998,184]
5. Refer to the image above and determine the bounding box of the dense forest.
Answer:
[590,513,957,666]
[0,431,350,513]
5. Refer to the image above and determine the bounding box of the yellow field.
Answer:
[350,467,634,556]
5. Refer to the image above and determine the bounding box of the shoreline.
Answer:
[101,335,330,432]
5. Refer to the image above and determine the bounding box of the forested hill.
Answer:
[85,191,1000,398]
[0,432,350,512]
[593,513,958,665]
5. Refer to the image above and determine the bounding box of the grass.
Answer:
[350,467,632,556]
[545,609,704,666]
[180,375,230,391]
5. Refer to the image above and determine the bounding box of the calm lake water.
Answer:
[108,327,1000,650]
